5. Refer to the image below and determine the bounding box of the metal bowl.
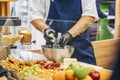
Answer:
[41,45,74,62]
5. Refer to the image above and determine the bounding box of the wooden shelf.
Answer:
[10,0,18,2]
[0,0,10,16]
[0,0,10,2]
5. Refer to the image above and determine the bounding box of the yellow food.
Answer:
[0,60,22,72]
[53,70,66,80]
[79,75,92,80]
[100,69,112,80]
[18,28,31,44]
[2,35,23,46]
[66,69,75,80]
[37,69,57,80]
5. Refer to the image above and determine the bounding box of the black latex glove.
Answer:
[44,28,56,44]
[58,32,73,47]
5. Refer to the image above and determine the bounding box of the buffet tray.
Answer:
[8,49,112,80]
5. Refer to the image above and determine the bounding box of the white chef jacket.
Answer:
[29,0,99,22]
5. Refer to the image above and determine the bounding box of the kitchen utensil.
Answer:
[41,45,74,62]
[41,19,76,62]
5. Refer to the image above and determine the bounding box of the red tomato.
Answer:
[54,61,61,67]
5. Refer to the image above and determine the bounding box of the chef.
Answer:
[29,0,99,65]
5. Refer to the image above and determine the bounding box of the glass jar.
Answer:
[18,28,31,45]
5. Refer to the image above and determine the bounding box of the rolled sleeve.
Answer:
[81,0,99,21]
[29,0,46,22]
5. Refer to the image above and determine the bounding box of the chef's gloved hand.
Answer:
[44,28,56,44]
[58,32,73,47]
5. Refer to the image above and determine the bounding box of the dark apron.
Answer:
[46,0,96,65]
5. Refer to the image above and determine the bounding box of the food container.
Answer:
[41,45,74,62]
[18,28,31,45]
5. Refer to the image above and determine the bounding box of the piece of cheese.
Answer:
[63,58,77,68]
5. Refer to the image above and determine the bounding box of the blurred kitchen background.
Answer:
[0,0,115,50]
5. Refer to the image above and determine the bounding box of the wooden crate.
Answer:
[0,0,10,16]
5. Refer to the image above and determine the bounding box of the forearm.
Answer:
[68,16,95,38]
[31,19,49,32]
